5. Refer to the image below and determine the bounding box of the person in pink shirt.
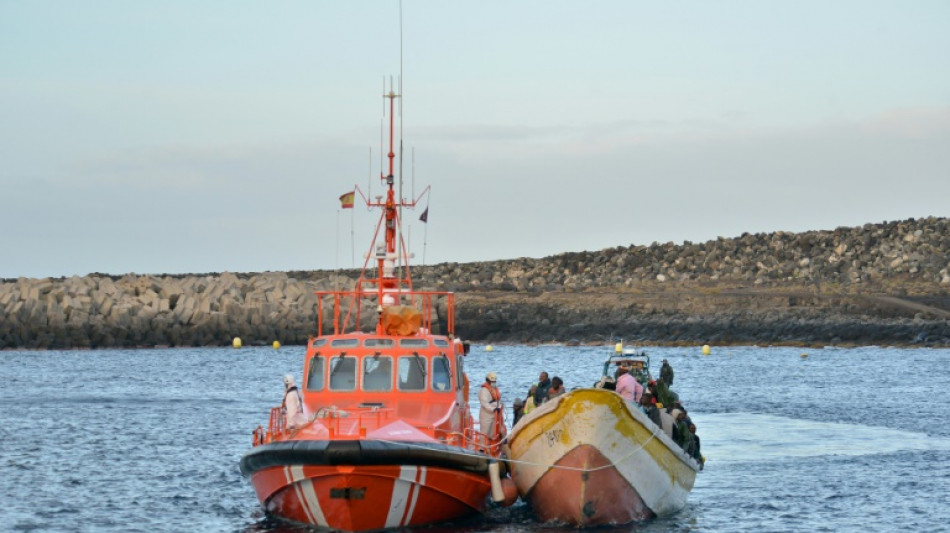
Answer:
[614,365,643,404]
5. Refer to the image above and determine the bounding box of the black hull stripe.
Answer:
[240,439,491,477]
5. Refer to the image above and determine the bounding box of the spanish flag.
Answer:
[339,191,355,209]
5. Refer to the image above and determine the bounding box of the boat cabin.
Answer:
[301,332,471,435]
[602,349,652,386]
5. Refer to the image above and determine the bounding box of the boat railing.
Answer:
[251,406,286,445]
[431,428,504,457]
[315,289,455,336]
[253,404,503,458]
[315,406,397,437]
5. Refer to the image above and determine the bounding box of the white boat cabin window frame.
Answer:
[329,354,358,391]
[362,355,394,392]
[431,353,453,392]
[399,339,429,348]
[364,338,395,347]
[397,354,428,392]
[331,338,360,348]
[306,354,325,391]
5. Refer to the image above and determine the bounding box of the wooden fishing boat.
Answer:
[507,346,699,526]
[240,89,513,532]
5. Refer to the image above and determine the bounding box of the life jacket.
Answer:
[481,382,504,441]
[481,382,501,403]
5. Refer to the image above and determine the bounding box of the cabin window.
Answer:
[311,338,328,348]
[331,338,360,348]
[329,354,357,391]
[432,355,452,392]
[433,338,449,347]
[362,356,393,391]
[306,355,325,391]
[365,338,395,347]
[397,355,427,391]
[399,339,429,348]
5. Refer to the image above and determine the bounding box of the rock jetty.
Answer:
[2,217,948,349]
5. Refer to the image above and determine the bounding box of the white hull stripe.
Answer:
[405,466,426,525]
[285,465,327,527]
[386,465,425,528]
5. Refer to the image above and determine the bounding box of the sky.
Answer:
[2,1,948,279]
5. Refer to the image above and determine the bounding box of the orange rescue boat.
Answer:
[241,89,513,531]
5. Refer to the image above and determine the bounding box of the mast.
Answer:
[378,88,400,297]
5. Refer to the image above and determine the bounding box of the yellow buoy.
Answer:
[801,353,808,358]
[486,345,494,352]
[273,340,281,350]
[615,342,623,354]
[232,337,242,349]
[701,344,711,355]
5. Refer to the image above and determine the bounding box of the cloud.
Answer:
[1,106,946,279]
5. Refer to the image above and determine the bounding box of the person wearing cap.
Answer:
[478,372,505,442]
[282,374,307,430]
[660,359,674,386]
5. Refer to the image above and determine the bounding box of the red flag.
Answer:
[339,191,355,209]
[419,207,428,223]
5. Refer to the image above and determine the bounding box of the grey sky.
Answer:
[2,1,948,279]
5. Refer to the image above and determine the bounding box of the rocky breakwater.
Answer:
[409,216,950,346]
[0,272,354,349]
[2,217,949,349]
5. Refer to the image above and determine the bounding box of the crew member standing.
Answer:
[282,374,307,429]
[660,359,674,386]
[478,372,505,442]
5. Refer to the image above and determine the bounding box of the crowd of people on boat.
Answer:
[598,359,703,468]
[509,371,566,426]
[488,358,703,470]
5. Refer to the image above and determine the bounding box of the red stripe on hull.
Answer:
[250,464,491,531]
[526,444,654,526]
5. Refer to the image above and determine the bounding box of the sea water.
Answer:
[1,344,948,532]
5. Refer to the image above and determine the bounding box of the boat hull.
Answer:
[508,389,698,526]
[241,439,493,531]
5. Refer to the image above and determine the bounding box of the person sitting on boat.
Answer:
[656,380,676,411]
[282,374,307,430]
[640,392,663,428]
[657,402,675,438]
[479,372,506,442]
[688,423,704,469]
[660,358,674,386]
[646,380,659,399]
[547,376,566,400]
[523,385,538,415]
[670,408,693,452]
[675,402,693,426]
[615,365,643,404]
[512,396,525,425]
[533,372,552,406]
